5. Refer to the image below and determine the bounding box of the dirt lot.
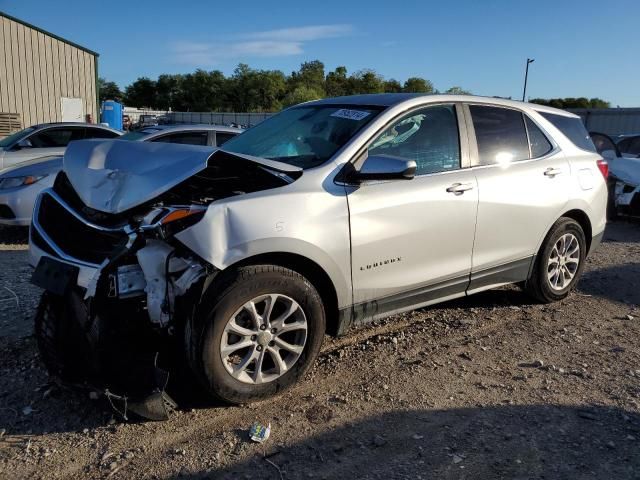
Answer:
[1,222,640,480]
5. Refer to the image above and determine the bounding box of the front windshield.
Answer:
[120,128,162,141]
[221,105,383,169]
[0,126,37,148]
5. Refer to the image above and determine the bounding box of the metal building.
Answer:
[0,12,98,136]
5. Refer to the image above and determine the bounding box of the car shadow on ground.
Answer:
[175,404,640,480]
[579,262,640,305]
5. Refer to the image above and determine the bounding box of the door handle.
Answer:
[446,182,474,195]
[544,167,563,177]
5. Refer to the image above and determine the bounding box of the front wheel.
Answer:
[525,217,587,303]
[188,265,326,404]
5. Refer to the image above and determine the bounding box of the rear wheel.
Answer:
[188,265,326,404]
[525,218,586,303]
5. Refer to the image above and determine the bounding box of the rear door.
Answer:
[466,104,570,292]
[348,104,478,321]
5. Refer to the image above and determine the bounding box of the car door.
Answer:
[465,104,571,292]
[3,126,84,169]
[347,104,478,322]
[149,131,209,146]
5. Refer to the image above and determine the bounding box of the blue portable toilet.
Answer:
[101,100,123,130]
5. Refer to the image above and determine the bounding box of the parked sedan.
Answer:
[0,123,122,172]
[119,124,242,146]
[0,124,243,225]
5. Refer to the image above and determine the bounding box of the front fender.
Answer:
[175,196,352,308]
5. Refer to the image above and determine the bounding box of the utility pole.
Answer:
[522,58,535,102]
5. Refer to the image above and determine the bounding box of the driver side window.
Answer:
[368,104,461,175]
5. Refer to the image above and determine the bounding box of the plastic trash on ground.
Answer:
[249,422,271,443]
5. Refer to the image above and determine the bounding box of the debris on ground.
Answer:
[249,422,271,443]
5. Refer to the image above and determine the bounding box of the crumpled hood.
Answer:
[63,139,302,214]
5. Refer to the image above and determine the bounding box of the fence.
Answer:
[569,108,640,136]
[168,111,273,127]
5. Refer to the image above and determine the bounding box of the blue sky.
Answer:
[2,0,639,106]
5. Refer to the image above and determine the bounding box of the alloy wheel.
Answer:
[547,233,580,291]
[220,294,308,384]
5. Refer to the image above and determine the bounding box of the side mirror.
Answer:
[352,155,417,182]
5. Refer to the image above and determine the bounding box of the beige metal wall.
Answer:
[0,15,97,129]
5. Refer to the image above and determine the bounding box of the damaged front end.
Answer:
[29,140,300,420]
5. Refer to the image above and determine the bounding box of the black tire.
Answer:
[34,291,93,383]
[525,217,587,303]
[187,265,326,404]
[606,179,618,221]
[34,292,65,378]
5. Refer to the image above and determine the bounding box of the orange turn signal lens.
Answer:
[161,209,202,225]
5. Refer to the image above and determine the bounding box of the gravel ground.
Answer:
[1,221,640,479]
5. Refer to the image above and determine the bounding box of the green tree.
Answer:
[444,86,471,95]
[155,74,183,110]
[383,79,403,93]
[98,77,123,103]
[282,86,324,107]
[289,60,326,94]
[530,97,611,109]
[123,77,157,108]
[252,70,287,111]
[349,69,385,94]
[325,66,349,97]
[403,77,434,93]
[178,69,226,111]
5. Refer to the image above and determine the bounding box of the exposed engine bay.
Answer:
[30,141,301,420]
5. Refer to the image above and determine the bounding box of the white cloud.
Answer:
[247,24,354,41]
[170,24,354,66]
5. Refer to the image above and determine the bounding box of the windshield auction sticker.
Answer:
[330,109,371,121]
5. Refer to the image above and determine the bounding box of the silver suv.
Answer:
[29,94,607,418]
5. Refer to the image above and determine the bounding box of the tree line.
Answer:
[99,60,470,112]
[529,97,611,109]
[99,60,612,112]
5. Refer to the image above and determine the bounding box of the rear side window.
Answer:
[539,112,596,152]
[151,131,208,146]
[469,105,529,165]
[525,117,553,158]
[85,127,120,139]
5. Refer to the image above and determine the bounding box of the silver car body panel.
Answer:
[29,94,608,329]
[63,140,214,213]
[0,156,61,225]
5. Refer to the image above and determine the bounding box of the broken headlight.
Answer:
[141,205,207,238]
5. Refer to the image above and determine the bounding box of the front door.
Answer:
[347,104,478,323]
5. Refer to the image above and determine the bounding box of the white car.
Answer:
[590,132,640,217]
[0,123,122,172]
[30,94,607,419]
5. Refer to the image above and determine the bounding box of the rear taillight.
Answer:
[597,159,609,179]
